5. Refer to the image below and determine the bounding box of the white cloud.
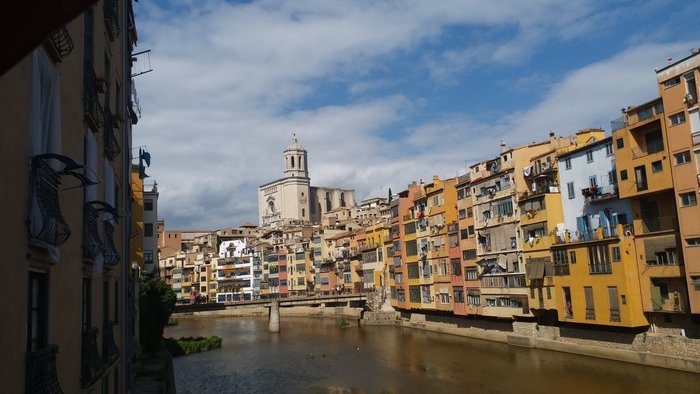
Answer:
[131,0,696,229]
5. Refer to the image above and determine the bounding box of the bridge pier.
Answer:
[269,299,280,333]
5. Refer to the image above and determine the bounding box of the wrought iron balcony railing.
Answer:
[83,62,104,132]
[103,221,120,268]
[102,321,119,365]
[610,116,628,132]
[81,328,106,388]
[83,202,104,260]
[103,105,121,159]
[28,154,98,247]
[103,0,121,40]
[47,26,74,61]
[26,345,63,394]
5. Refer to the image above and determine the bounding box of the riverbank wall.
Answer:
[362,310,700,373]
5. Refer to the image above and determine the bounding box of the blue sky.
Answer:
[132,0,700,230]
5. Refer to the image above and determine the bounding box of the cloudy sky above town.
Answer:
[132,0,700,230]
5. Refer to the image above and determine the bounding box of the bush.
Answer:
[164,336,222,357]
[139,276,176,352]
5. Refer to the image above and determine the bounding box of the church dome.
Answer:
[285,135,305,151]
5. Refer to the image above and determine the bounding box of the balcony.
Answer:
[83,62,104,132]
[83,203,104,260]
[46,26,74,61]
[81,328,106,388]
[26,345,63,393]
[582,185,617,204]
[631,140,664,159]
[553,264,570,276]
[611,116,628,132]
[651,290,685,312]
[102,321,119,365]
[28,154,98,247]
[103,222,119,268]
[638,216,678,234]
[104,0,121,40]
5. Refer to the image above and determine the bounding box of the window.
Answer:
[675,151,691,165]
[467,291,480,306]
[468,225,474,235]
[651,160,663,173]
[611,246,621,261]
[404,222,416,234]
[609,286,621,322]
[144,223,153,237]
[663,76,680,88]
[563,287,573,318]
[620,170,628,180]
[567,182,575,199]
[409,286,421,303]
[616,138,624,149]
[565,158,572,170]
[586,151,594,162]
[569,251,576,264]
[589,176,597,187]
[462,249,476,260]
[144,199,153,211]
[466,268,477,280]
[588,245,611,274]
[437,259,449,275]
[634,166,647,191]
[405,240,417,256]
[467,208,473,218]
[460,229,468,240]
[687,238,700,246]
[453,288,464,303]
[605,143,614,156]
[608,171,617,185]
[458,209,466,220]
[685,71,697,102]
[450,259,461,276]
[680,192,697,207]
[27,272,48,351]
[669,112,686,126]
[584,286,595,320]
[439,291,450,304]
[546,287,552,300]
[407,263,419,279]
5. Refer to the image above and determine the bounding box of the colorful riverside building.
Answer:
[360,219,391,290]
[655,52,700,316]
[612,96,691,329]
[455,175,480,315]
[426,176,459,312]
[1,1,141,391]
[549,134,647,327]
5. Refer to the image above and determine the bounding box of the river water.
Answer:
[165,316,699,393]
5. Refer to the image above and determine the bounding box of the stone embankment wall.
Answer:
[362,311,700,373]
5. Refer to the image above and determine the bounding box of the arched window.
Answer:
[325,192,332,211]
[291,156,295,168]
[340,192,346,207]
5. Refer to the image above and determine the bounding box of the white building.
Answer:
[258,136,356,228]
[216,239,261,301]
[557,137,633,240]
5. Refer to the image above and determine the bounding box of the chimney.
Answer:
[549,131,555,145]
[500,140,506,154]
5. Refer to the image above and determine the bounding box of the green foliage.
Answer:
[339,317,350,329]
[139,276,177,352]
[164,336,222,357]
[167,317,179,326]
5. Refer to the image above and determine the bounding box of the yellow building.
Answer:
[612,98,689,327]
[655,52,700,315]
[455,175,480,316]
[0,1,140,392]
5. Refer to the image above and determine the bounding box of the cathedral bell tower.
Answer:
[283,134,308,178]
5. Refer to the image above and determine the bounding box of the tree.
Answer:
[139,276,176,352]
[388,188,392,203]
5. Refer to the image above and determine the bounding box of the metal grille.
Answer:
[83,62,104,132]
[26,345,63,394]
[81,328,106,388]
[28,158,71,246]
[102,321,120,365]
[103,222,120,267]
[49,27,74,59]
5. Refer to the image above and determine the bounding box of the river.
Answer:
[165,316,699,393]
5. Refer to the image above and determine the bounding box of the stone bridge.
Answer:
[173,293,370,314]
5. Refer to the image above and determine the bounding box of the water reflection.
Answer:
[166,317,699,394]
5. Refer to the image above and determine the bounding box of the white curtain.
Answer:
[28,48,61,261]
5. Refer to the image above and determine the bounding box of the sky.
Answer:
[131,0,700,230]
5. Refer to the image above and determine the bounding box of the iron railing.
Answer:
[103,105,121,159]
[83,203,104,259]
[103,0,120,40]
[28,155,77,246]
[553,263,570,276]
[48,27,74,60]
[585,307,596,320]
[26,345,63,394]
[610,308,621,322]
[102,321,119,365]
[610,116,628,132]
[81,328,105,388]
[631,139,664,159]
[83,62,104,132]
[640,216,678,233]
[103,222,119,267]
